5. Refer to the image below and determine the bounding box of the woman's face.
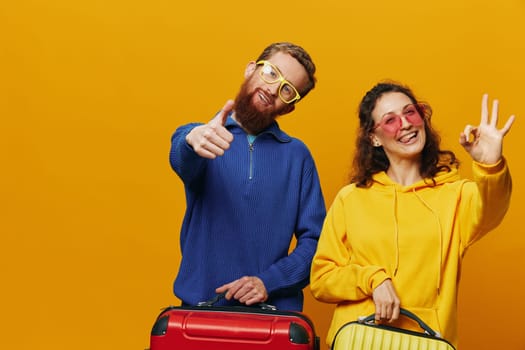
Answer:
[370,92,426,164]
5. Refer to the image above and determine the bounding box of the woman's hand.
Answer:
[459,94,515,164]
[372,279,400,322]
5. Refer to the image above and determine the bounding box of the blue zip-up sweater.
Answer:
[169,115,326,311]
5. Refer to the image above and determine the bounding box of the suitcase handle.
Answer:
[197,292,277,310]
[359,308,441,338]
[196,292,227,307]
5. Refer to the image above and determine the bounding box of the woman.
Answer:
[310,82,514,348]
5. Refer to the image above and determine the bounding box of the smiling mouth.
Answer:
[399,131,417,143]
[256,89,273,106]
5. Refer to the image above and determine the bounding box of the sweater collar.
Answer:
[225,113,292,143]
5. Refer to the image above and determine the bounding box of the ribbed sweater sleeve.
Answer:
[169,123,206,184]
[257,157,326,294]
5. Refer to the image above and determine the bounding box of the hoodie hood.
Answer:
[371,167,461,191]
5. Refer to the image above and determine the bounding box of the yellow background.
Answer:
[1,0,524,349]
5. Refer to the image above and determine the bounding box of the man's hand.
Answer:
[216,276,268,305]
[185,100,234,159]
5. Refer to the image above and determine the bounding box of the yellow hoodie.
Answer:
[310,159,511,349]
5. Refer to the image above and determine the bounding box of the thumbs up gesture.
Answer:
[185,100,235,159]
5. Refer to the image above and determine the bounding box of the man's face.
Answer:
[233,52,309,134]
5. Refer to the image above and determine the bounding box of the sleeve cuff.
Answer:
[472,157,506,175]
[368,268,390,293]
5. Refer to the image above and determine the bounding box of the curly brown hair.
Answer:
[350,81,459,188]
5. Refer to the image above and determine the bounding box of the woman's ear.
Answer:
[244,61,257,78]
[370,134,381,147]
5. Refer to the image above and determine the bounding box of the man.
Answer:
[169,42,325,311]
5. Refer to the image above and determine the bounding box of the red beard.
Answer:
[233,80,288,134]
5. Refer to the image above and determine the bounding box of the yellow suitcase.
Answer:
[332,309,455,350]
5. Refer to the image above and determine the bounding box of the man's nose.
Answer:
[265,81,280,96]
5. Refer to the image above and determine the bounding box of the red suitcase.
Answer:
[149,294,319,350]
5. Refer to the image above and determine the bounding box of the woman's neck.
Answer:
[386,162,423,186]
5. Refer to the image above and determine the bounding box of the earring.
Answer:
[374,141,380,147]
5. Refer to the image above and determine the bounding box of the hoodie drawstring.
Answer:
[412,188,443,295]
[392,188,400,277]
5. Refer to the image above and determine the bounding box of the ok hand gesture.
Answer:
[459,94,515,164]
